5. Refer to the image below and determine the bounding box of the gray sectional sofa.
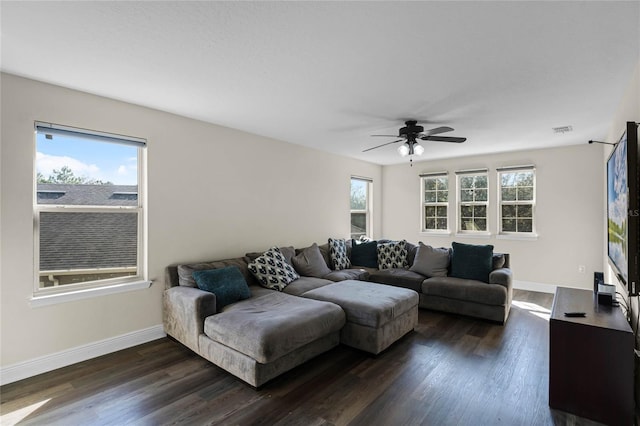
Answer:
[163,239,512,387]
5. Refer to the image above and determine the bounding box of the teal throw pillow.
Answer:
[350,239,378,268]
[192,266,251,311]
[450,242,494,283]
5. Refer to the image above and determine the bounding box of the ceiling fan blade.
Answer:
[425,126,454,136]
[370,134,401,137]
[422,135,467,143]
[363,139,404,152]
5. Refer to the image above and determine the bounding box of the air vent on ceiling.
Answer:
[552,125,573,134]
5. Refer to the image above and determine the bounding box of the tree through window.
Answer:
[421,172,449,232]
[350,177,372,239]
[498,166,536,234]
[457,170,488,232]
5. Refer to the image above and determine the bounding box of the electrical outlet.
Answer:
[578,265,586,273]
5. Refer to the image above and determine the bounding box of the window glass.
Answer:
[499,169,535,234]
[457,172,488,232]
[35,123,145,291]
[422,175,448,232]
[350,178,371,239]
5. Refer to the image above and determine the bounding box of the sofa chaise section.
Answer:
[164,259,345,387]
[201,291,345,387]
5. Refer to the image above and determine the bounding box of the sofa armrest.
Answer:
[489,268,512,288]
[163,286,216,353]
[490,268,513,306]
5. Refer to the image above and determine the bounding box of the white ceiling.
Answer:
[1,1,639,165]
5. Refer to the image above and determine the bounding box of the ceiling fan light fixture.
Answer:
[397,143,410,157]
[364,120,466,165]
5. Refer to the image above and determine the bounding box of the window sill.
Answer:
[419,231,452,237]
[496,233,539,241]
[454,232,492,239]
[29,280,152,308]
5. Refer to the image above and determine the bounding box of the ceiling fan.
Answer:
[363,120,466,165]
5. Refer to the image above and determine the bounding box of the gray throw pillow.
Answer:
[292,243,332,278]
[492,253,506,270]
[409,242,450,277]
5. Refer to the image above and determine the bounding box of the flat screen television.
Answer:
[606,121,639,296]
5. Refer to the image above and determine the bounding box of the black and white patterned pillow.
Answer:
[248,247,299,291]
[377,240,409,270]
[328,238,351,270]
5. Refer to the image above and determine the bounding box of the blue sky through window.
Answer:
[36,133,138,185]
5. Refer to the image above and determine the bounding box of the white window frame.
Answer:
[32,122,149,306]
[350,176,372,240]
[420,172,449,233]
[497,165,537,236]
[456,169,489,234]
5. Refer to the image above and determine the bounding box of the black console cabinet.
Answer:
[549,287,634,425]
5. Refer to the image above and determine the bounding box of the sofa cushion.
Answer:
[377,240,409,270]
[350,239,378,268]
[323,268,369,282]
[192,266,252,311]
[291,243,332,278]
[422,276,507,306]
[409,243,450,277]
[367,268,425,292]
[282,276,334,296]
[248,247,300,291]
[450,242,494,283]
[246,246,295,265]
[177,257,256,288]
[204,292,345,364]
[328,238,351,270]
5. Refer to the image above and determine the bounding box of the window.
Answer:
[457,169,488,232]
[498,166,535,234]
[34,122,146,295]
[421,172,448,232]
[350,177,372,239]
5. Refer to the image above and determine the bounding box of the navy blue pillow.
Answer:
[350,239,378,268]
[192,266,251,311]
[450,242,494,283]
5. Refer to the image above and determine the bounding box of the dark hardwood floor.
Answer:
[1,290,606,425]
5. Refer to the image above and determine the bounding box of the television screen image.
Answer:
[607,131,628,285]
[606,121,639,296]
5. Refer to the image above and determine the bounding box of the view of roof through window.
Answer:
[35,127,143,288]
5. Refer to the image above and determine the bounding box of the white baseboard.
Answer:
[513,280,557,294]
[0,324,166,386]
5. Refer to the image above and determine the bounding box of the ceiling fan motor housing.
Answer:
[399,120,423,140]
